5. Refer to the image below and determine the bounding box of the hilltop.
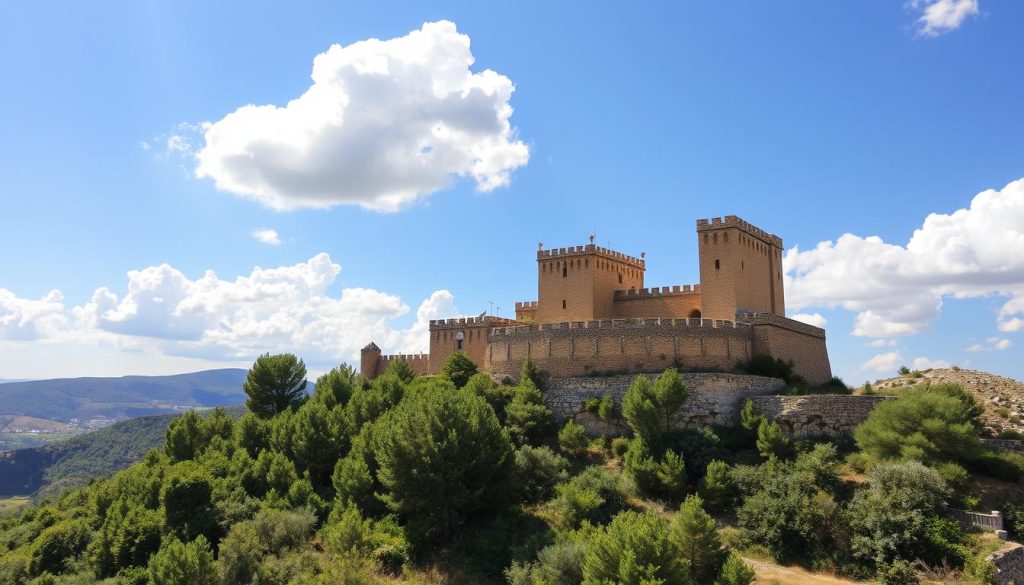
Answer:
[868,367,1024,436]
[0,368,248,422]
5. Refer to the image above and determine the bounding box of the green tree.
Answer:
[558,420,589,457]
[657,449,688,499]
[671,495,726,583]
[371,388,514,540]
[756,420,791,459]
[854,384,983,465]
[161,463,218,543]
[847,461,952,568]
[386,358,417,383]
[441,350,478,388]
[582,510,688,585]
[715,553,755,585]
[622,369,688,446]
[698,459,735,513]
[504,382,557,447]
[244,353,308,418]
[739,398,763,436]
[514,445,569,503]
[28,519,91,576]
[164,411,208,462]
[289,400,350,489]
[235,412,270,458]
[347,373,406,430]
[313,364,358,409]
[148,536,219,585]
[520,357,543,390]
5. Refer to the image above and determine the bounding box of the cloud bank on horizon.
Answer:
[0,254,457,368]
[784,178,1024,340]
[192,20,529,212]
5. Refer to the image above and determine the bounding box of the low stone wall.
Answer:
[989,543,1024,585]
[947,508,1005,536]
[982,439,1024,453]
[749,395,892,438]
[544,373,785,434]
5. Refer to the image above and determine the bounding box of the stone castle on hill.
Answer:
[362,215,832,385]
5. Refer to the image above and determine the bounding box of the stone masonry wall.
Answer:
[489,319,753,379]
[989,543,1024,585]
[749,395,892,438]
[544,373,785,434]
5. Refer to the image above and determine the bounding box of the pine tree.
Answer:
[386,357,417,383]
[671,495,727,583]
[441,351,478,388]
[698,459,735,513]
[520,357,543,390]
[756,419,792,459]
[314,364,358,408]
[243,353,308,418]
[290,400,350,490]
[622,368,688,446]
[148,536,219,585]
[557,420,589,457]
[715,553,756,585]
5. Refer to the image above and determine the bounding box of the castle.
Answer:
[362,215,832,385]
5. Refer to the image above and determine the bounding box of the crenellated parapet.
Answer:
[489,317,751,337]
[429,315,520,330]
[515,301,539,310]
[613,284,701,299]
[696,215,783,247]
[538,244,645,269]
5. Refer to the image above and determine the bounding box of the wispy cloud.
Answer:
[909,0,980,37]
[250,228,282,246]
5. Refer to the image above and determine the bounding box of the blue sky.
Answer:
[1,0,1022,384]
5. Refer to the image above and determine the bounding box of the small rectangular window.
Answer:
[715,259,720,270]
[562,300,567,309]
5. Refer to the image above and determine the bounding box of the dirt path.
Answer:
[742,556,865,585]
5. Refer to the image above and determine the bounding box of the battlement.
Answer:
[537,244,645,269]
[429,315,520,329]
[515,301,539,310]
[379,352,429,363]
[696,215,783,247]
[490,317,750,337]
[613,284,701,300]
[736,312,825,338]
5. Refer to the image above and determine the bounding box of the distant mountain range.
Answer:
[0,406,246,499]
[0,369,249,422]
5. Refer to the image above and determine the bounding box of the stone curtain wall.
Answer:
[749,395,892,438]
[741,313,833,385]
[543,373,785,434]
[989,543,1024,585]
[488,319,754,379]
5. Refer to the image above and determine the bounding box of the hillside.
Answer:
[868,367,1024,436]
[0,406,244,500]
[0,368,248,422]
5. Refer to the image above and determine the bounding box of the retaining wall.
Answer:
[749,395,892,437]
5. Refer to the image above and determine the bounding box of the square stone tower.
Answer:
[697,216,785,321]
[534,243,645,323]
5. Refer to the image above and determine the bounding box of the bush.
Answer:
[546,466,632,530]
[698,459,735,513]
[715,553,755,585]
[582,510,688,585]
[557,420,589,457]
[971,451,1024,482]
[514,445,569,503]
[504,383,557,447]
[854,384,983,465]
[147,536,218,585]
[28,519,91,576]
[756,419,792,459]
[877,558,919,585]
[610,436,630,458]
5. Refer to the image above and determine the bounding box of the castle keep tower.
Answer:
[532,243,645,323]
[697,216,785,321]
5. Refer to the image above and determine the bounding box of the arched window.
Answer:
[689,309,702,319]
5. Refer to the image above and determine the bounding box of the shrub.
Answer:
[514,445,569,503]
[520,357,543,390]
[698,459,735,513]
[715,553,755,585]
[877,558,919,585]
[610,436,630,458]
[756,419,792,459]
[28,519,91,576]
[504,384,557,447]
[546,466,632,529]
[160,462,218,543]
[854,384,983,465]
[558,420,589,457]
[739,398,763,438]
[147,536,218,585]
[582,510,688,585]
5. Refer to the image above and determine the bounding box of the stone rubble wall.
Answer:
[543,373,785,434]
[989,543,1024,585]
[749,395,893,438]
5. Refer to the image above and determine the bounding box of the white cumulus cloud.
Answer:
[966,337,1013,352]
[194,20,529,212]
[912,357,951,370]
[861,351,904,373]
[910,0,980,37]
[791,313,827,328]
[2,254,457,369]
[251,228,282,245]
[785,178,1024,338]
